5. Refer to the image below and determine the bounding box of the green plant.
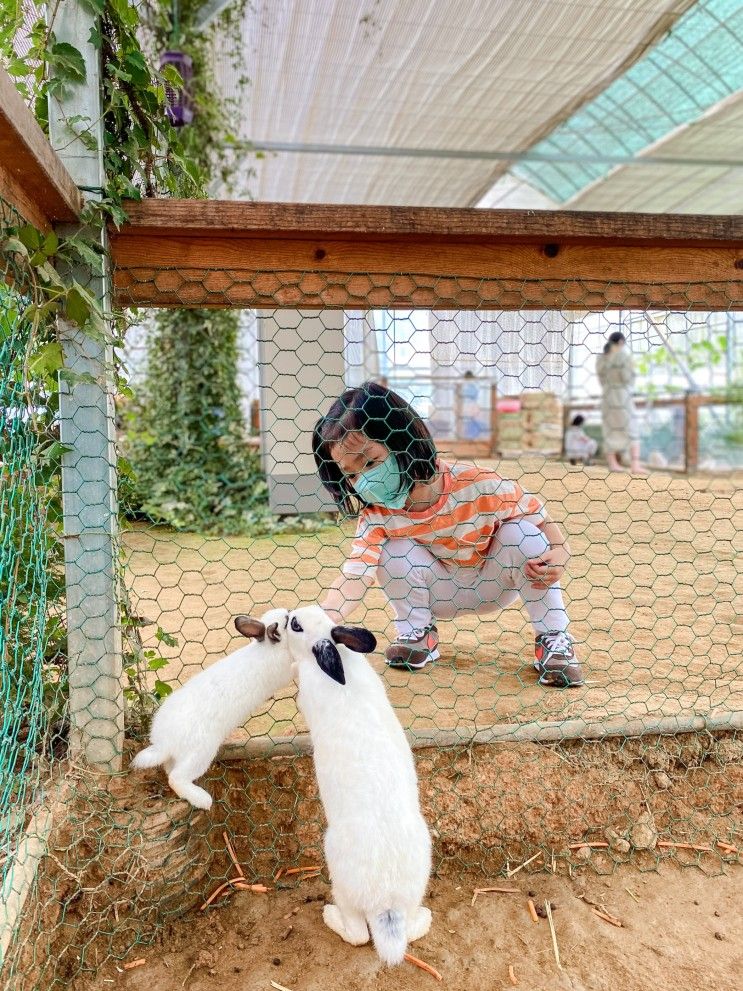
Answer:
[635,336,728,397]
[121,307,269,532]
[116,1,275,534]
[0,280,67,765]
[122,612,177,733]
[635,331,743,459]
[0,0,248,735]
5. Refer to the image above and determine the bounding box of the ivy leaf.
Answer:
[18,225,42,251]
[30,341,64,378]
[155,628,178,648]
[88,20,102,50]
[78,0,105,14]
[64,286,91,326]
[147,657,169,672]
[42,231,59,256]
[107,0,138,27]
[159,64,183,86]
[77,128,99,152]
[64,236,104,269]
[48,42,86,83]
[124,51,150,87]
[6,58,30,77]
[36,261,64,287]
[34,91,49,131]
[154,680,173,699]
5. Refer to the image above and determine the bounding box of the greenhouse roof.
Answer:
[212,0,742,212]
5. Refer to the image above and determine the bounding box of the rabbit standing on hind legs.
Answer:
[131,607,291,809]
[286,605,432,966]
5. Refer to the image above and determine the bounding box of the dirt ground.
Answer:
[11,733,740,991]
[123,459,743,738]
[79,863,742,991]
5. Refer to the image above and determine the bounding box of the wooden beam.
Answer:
[111,238,743,311]
[110,200,743,311]
[684,393,701,473]
[0,65,83,228]
[116,199,743,246]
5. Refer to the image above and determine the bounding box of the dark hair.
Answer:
[312,381,438,515]
[607,331,626,346]
[571,414,585,427]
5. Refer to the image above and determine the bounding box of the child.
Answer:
[564,414,598,465]
[313,382,583,688]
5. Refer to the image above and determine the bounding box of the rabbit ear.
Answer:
[266,622,281,643]
[312,640,346,685]
[331,625,377,654]
[234,615,266,641]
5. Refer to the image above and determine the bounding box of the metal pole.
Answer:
[219,710,743,761]
[48,0,124,770]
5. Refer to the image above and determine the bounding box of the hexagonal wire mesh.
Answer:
[2,230,742,990]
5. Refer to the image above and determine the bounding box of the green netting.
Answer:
[1,209,742,991]
[0,285,50,861]
[0,204,56,979]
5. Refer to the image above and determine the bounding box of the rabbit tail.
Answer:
[131,745,165,770]
[369,909,406,966]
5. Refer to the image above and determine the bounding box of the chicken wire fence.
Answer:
[2,231,743,990]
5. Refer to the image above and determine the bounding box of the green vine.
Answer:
[1,0,324,739]
[0,0,257,735]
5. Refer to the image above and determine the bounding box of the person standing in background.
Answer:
[596,332,646,475]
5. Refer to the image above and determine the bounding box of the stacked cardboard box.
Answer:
[497,403,523,452]
[521,391,563,453]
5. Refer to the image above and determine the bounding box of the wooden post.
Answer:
[489,383,499,457]
[684,392,700,474]
[562,403,572,459]
[48,1,123,769]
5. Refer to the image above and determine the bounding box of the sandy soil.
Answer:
[122,460,743,738]
[78,863,743,991]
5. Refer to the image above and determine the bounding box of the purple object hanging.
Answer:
[160,50,194,127]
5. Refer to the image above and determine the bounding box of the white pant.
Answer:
[377,520,568,636]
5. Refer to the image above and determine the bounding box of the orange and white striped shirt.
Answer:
[342,461,546,578]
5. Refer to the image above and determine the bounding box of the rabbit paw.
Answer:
[323,904,369,945]
[407,906,432,942]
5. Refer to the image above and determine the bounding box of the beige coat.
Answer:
[596,349,639,453]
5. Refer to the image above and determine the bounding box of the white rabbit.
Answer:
[286,605,432,966]
[131,607,291,809]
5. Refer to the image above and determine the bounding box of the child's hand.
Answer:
[524,547,569,589]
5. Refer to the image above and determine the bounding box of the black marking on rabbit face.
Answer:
[331,625,377,654]
[312,639,346,685]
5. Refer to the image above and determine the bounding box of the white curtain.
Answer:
[431,310,570,396]
[344,311,381,386]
